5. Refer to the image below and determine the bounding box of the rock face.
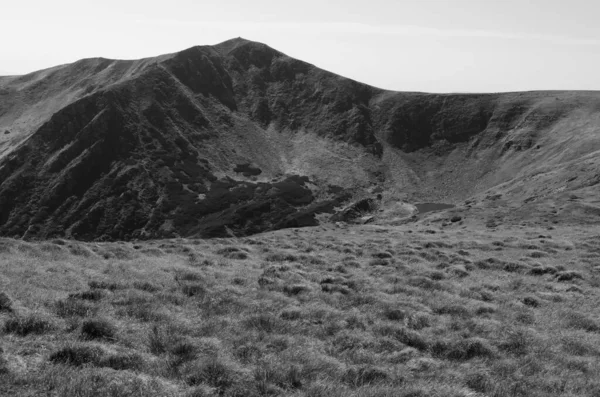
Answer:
[1,38,600,240]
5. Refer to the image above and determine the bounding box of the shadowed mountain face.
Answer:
[1,38,600,240]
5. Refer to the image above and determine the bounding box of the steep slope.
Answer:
[1,38,600,240]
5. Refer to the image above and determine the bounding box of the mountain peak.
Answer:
[213,37,256,54]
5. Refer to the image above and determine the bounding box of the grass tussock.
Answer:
[81,318,117,341]
[4,313,54,336]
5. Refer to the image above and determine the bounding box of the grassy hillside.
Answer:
[2,222,600,396]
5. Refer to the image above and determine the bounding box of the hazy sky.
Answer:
[2,0,600,92]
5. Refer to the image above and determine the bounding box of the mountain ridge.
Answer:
[1,38,600,240]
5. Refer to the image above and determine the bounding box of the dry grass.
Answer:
[1,224,600,396]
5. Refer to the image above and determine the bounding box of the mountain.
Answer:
[1,38,600,240]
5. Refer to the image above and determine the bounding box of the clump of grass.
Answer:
[49,344,104,366]
[283,284,311,296]
[4,313,54,336]
[563,311,600,332]
[149,325,169,355]
[503,262,530,273]
[216,247,249,260]
[407,276,445,291]
[465,369,493,394]
[88,280,126,291]
[556,271,584,282]
[280,308,302,321]
[447,265,469,278]
[132,281,161,293]
[368,258,391,266]
[522,296,540,307]
[434,303,471,318]
[41,366,172,396]
[244,314,284,333]
[170,341,199,364]
[321,284,351,295]
[98,352,145,371]
[118,303,168,322]
[383,308,407,321]
[529,251,547,258]
[251,362,304,393]
[55,299,98,318]
[234,343,263,364]
[81,318,117,341]
[372,251,393,259]
[176,271,204,282]
[378,326,429,351]
[68,289,105,301]
[561,336,600,356]
[0,292,13,312]
[475,305,496,316]
[185,358,237,393]
[406,312,433,330]
[428,271,445,280]
[431,338,496,360]
[344,365,390,387]
[181,283,207,298]
[266,252,298,262]
[499,328,532,356]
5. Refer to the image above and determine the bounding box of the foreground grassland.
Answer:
[1,224,600,396]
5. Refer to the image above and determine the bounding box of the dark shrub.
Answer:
[49,345,103,366]
[81,318,117,341]
[4,314,53,336]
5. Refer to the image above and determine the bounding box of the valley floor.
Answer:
[1,223,600,396]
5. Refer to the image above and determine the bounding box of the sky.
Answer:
[2,0,600,92]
